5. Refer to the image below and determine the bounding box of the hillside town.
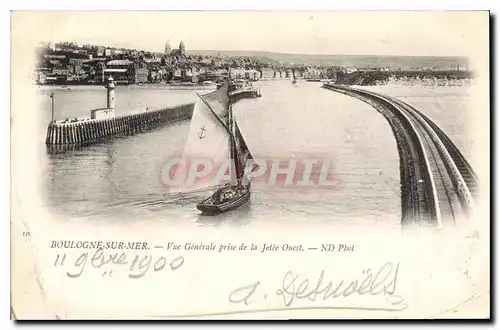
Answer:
[34,41,473,86]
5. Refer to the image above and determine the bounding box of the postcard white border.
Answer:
[4,1,498,329]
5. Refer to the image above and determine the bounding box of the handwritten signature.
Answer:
[54,248,185,279]
[228,262,408,311]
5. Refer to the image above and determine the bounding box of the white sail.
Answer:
[168,93,232,193]
[202,82,230,122]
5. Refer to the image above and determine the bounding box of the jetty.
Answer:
[45,77,260,151]
[323,83,478,226]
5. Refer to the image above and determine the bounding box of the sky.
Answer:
[15,11,489,57]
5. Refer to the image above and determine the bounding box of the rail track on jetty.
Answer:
[323,84,478,226]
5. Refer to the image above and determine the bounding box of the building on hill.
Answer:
[104,59,148,84]
[260,68,274,79]
[179,41,185,56]
[81,58,107,83]
[164,42,172,56]
[169,41,187,58]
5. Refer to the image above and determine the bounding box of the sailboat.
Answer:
[170,82,256,215]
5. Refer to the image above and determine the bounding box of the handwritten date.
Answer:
[54,248,185,279]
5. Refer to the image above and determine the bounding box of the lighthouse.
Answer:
[106,76,116,109]
[91,76,117,119]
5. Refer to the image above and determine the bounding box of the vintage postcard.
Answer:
[10,11,490,320]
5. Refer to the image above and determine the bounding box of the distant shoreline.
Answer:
[35,83,218,92]
[187,50,469,68]
[33,77,475,94]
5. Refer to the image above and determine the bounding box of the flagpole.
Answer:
[50,92,55,122]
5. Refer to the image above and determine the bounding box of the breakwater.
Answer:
[45,102,195,145]
[229,88,261,102]
[45,88,260,150]
[323,83,477,225]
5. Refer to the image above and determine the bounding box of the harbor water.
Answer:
[35,81,474,230]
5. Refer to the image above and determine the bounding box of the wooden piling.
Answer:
[61,126,66,145]
[87,123,92,141]
[104,120,109,137]
[45,125,51,144]
[67,125,72,144]
[45,124,54,144]
[45,92,253,147]
[58,125,62,145]
[85,122,90,142]
[74,124,78,144]
[80,123,85,143]
[62,126,67,145]
[79,123,83,142]
[96,121,101,140]
[69,125,73,144]
[75,124,81,144]
[50,124,55,144]
[93,122,97,140]
[80,123,85,142]
[47,124,51,144]
[90,122,95,141]
[101,121,105,139]
[93,122,98,140]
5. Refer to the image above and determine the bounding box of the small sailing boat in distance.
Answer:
[170,81,257,215]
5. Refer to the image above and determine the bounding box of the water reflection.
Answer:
[196,203,253,228]
[38,81,471,228]
[46,142,95,155]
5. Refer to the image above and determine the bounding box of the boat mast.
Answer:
[227,82,233,133]
[227,81,242,184]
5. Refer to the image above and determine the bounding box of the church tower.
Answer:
[164,42,172,55]
[179,41,185,56]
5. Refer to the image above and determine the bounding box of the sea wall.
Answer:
[229,89,260,103]
[334,70,473,86]
[45,103,195,145]
[45,88,260,149]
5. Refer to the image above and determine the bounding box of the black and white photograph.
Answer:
[10,11,490,320]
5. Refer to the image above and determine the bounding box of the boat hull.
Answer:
[196,190,251,215]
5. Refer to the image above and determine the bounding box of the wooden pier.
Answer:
[45,102,195,146]
[45,82,261,151]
